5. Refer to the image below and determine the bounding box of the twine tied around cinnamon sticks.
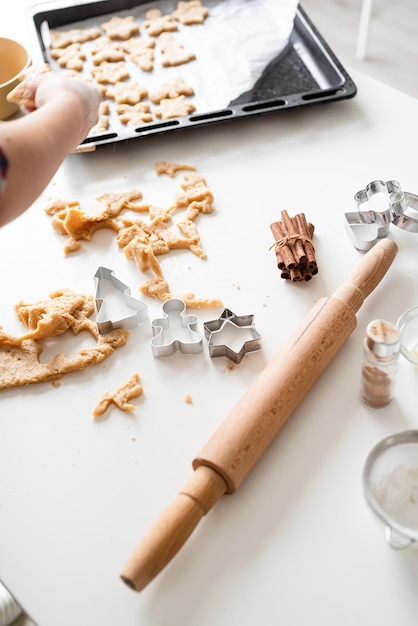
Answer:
[270,211,318,282]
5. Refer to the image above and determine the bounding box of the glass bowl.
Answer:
[396,306,418,366]
[363,430,418,550]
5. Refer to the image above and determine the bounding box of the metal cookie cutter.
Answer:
[354,179,405,227]
[150,298,203,357]
[94,267,148,334]
[345,179,410,251]
[203,308,262,364]
[344,212,389,252]
[392,192,418,233]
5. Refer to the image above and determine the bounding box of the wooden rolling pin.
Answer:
[121,238,397,591]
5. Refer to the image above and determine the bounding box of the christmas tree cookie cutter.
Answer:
[94,267,148,334]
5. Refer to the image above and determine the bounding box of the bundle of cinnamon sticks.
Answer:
[270,210,317,282]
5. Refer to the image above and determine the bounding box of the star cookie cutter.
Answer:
[150,298,203,357]
[203,308,262,364]
[94,267,148,334]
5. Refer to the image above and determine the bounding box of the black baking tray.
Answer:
[26,0,357,148]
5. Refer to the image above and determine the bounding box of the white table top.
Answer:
[1,2,418,626]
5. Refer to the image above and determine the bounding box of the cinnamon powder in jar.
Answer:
[360,319,400,409]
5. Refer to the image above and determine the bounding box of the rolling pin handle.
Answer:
[120,465,227,592]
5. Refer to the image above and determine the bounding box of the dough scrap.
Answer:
[44,167,221,308]
[155,161,197,177]
[47,205,119,255]
[45,190,145,254]
[93,372,143,417]
[172,173,215,213]
[0,290,128,390]
[15,288,93,342]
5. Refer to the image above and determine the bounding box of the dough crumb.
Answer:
[93,372,143,417]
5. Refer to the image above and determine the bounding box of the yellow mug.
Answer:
[0,37,31,120]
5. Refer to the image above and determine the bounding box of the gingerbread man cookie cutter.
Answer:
[150,298,203,357]
[354,179,405,227]
[345,180,418,251]
[203,308,262,364]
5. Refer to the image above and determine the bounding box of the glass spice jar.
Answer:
[361,319,400,409]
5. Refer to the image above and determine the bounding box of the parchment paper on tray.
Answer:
[42,0,299,112]
[175,0,300,108]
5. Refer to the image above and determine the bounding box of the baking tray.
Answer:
[26,0,357,148]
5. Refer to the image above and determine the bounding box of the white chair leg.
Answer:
[356,0,374,60]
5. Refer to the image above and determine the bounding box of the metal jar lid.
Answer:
[366,319,400,357]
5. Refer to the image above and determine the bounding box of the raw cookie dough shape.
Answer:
[0,289,128,390]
